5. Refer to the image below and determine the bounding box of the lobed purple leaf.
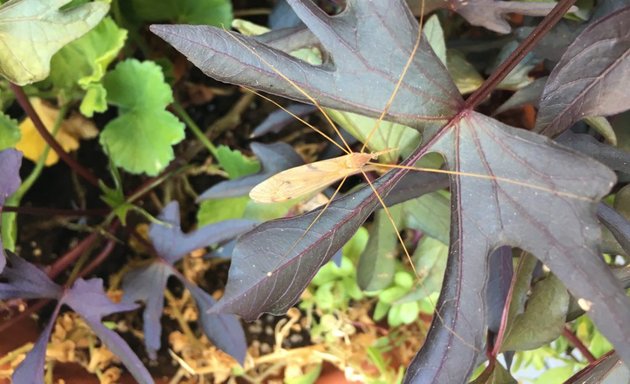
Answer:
[0,149,22,271]
[0,251,61,300]
[250,104,317,138]
[151,0,462,129]
[12,303,61,384]
[535,6,630,137]
[149,201,257,263]
[122,263,172,359]
[183,281,247,364]
[63,279,152,384]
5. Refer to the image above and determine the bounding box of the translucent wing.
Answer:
[250,154,371,203]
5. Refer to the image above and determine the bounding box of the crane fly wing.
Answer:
[250,154,368,203]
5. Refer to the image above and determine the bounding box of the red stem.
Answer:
[464,0,577,112]
[563,325,597,363]
[9,83,99,187]
[46,232,100,279]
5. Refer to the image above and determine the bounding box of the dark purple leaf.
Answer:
[206,239,236,259]
[124,202,250,363]
[486,247,513,333]
[122,263,172,359]
[566,352,629,384]
[12,302,61,384]
[0,251,61,300]
[256,25,320,53]
[535,6,630,137]
[0,149,22,272]
[250,104,317,138]
[557,131,630,174]
[3,254,151,384]
[151,0,462,129]
[149,201,257,263]
[415,0,562,34]
[198,143,303,200]
[269,0,303,29]
[598,203,630,256]
[182,280,247,364]
[154,0,630,381]
[208,172,393,320]
[0,149,21,203]
[404,112,625,383]
[516,22,582,62]
[62,279,152,384]
[383,172,448,206]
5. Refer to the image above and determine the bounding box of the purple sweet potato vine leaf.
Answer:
[122,201,252,363]
[0,149,22,272]
[0,252,152,384]
[535,6,630,137]
[152,0,630,382]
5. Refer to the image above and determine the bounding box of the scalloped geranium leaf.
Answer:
[0,112,19,150]
[215,145,260,180]
[0,148,21,271]
[199,142,304,200]
[535,6,630,137]
[0,0,109,85]
[49,16,127,116]
[100,59,185,176]
[129,0,232,27]
[151,0,462,129]
[0,253,152,384]
[123,201,251,363]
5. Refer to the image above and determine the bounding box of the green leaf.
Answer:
[357,205,402,291]
[397,236,448,303]
[447,49,484,95]
[49,16,127,116]
[0,112,19,150]
[0,0,109,85]
[129,0,232,27]
[284,364,322,384]
[215,145,260,179]
[423,14,446,66]
[502,274,571,351]
[402,190,450,244]
[197,196,249,226]
[100,59,185,176]
[388,300,419,326]
[532,365,576,384]
[326,109,420,163]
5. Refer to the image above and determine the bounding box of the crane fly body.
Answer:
[249,151,384,203]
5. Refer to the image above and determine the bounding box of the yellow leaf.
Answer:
[16,98,97,166]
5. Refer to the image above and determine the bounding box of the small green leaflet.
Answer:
[129,0,232,27]
[0,112,19,150]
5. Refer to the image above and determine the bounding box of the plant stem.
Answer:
[1,103,69,250]
[464,0,577,112]
[9,84,99,186]
[563,325,597,363]
[172,101,219,158]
